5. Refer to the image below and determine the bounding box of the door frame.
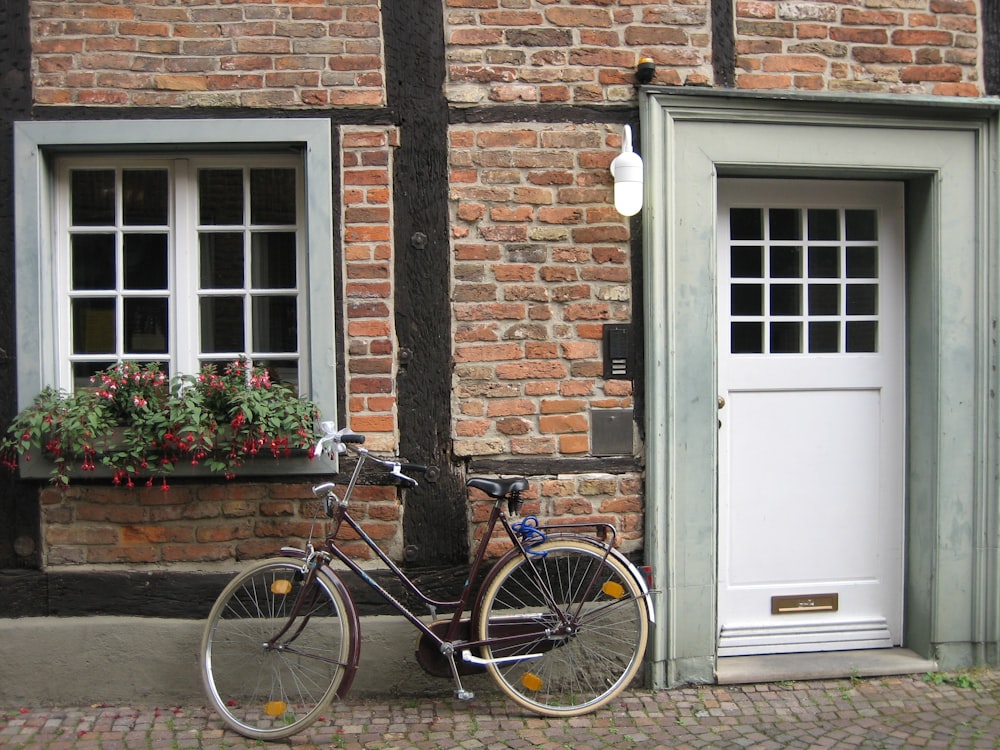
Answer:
[639,89,1000,689]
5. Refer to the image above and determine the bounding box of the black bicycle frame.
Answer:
[275,447,626,664]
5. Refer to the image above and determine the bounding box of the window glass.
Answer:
[199,169,244,225]
[71,170,115,225]
[251,233,297,288]
[250,168,296,225]
[201,296,246,353]
[71,234,116,290]
[123,234,168,289]
[123,169,168,226]
[201,233,245,288]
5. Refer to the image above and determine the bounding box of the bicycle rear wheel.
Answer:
[476,538,649,716]
[201,558,355,740]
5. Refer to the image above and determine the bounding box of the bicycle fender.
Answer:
[546,535,656,625]
[473,536,655,625]
[275,549,362,699]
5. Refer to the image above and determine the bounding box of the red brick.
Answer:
[891,29,954,46]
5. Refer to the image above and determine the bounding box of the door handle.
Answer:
[718,396,726,409]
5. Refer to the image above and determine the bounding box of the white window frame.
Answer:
[55,154,308,388]
[14,119,338,478]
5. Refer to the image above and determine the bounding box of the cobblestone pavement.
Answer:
[3,670,999,749]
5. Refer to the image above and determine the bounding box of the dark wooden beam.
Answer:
[383,1,468,566]
[712,0,736,88]
[986,0,999,96]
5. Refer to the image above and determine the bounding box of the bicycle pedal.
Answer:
[455,689,475,701]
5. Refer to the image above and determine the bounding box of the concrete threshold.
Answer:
[716,648,937,685]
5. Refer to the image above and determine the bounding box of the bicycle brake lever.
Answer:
[389,464,418,487]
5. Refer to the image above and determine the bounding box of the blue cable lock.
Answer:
[511,516,547,556]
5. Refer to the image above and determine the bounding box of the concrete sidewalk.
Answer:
[3,669,999,749]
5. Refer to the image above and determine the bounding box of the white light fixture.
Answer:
[610,124,643,216]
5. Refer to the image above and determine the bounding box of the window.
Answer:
[15,119,337,477]
[58,156,306,390]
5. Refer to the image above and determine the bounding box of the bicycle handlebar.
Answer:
[313,423,437,492]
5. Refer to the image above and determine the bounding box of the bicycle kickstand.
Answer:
[441,642,475,702]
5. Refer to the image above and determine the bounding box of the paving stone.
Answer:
[2,670,1000,749]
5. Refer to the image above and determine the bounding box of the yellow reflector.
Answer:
[271,579,293,595]
[264,700,287,717]
[521,672,543,692]
[602,581,626,599]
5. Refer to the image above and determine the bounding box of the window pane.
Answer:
[257,359,300,391]
[124,234,168,290]
[846,321,877,352]
[847,246,878,278]
[846,284,878,316]
[807,209,839,240]
[808,284,840,315]
[71,170,115,226]
[123,169,168,226]
[250,168,296,225]
[770,246,801,278]
[253,296,297,352]
[71,234,116,290]
[200,297,245,352]
[731,284,762,316]
[730,208,762,240]
[73,361,116,390]
[125,298,169,354]
[809,321,839,353]
[199,169,244,225]
[770,322,801,353]
[731,322,762,353]
[72,298,116,354]
[731,246,763,278]
[808,247,839,278]
[770,284,801,316]
[200,233,245,288]
[251,233,297,288]
[769,208,801,241]
[845,209,877,241]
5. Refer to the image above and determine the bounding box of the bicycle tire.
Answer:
[201,558,355,740]
[476,537,649,717]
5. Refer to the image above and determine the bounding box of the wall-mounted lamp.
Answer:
[635,57,656,85]
[610,124,643,217]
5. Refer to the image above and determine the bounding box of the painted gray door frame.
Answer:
[639,89,1000,688]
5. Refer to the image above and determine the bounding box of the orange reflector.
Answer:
[264,700,287,717]
[602,581,626,599]
[521,672,543,692]
[271,579,293,595]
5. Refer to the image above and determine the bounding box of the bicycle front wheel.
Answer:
[476,538,649,717]
[200,558,356,740]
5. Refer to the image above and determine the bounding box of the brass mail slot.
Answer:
[771,593,839,615]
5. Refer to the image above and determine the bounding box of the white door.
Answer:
[717,179,905,656]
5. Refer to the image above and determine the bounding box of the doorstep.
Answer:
[716,648,937,685]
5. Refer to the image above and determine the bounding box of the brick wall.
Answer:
[734,0,981,95]
[30,0,983,107]
[341,126,400,454]
[449,123,633,459]
[30,0,385,107]
[40,481,401,566]
[444,0,712,104]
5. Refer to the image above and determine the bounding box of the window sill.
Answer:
[16,450,338,484]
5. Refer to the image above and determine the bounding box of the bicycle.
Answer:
[200,425,655,740]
